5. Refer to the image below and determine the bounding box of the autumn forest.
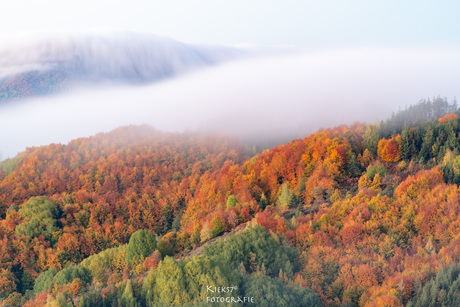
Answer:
[2,97,460,306]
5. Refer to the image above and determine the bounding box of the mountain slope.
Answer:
[0,32,245,102]
[3,100,460,305]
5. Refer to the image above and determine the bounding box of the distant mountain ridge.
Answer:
[0,32,246,102]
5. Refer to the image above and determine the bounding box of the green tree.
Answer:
[33,267,58,295]
[366,161,388,180]
[211,216,224,237]
[419,125,434,163]
[348,154,360,176]
[15,197,61,245]
[120,280,137,307]
[259,193,269,210]
[19,270,34,293]
[157,238,174,258]
[143,257,190,306]
[363,124,381,156]
[226,195,239,209]
[203,225,297,278]
[143,256,240,306]
[408,263,460,307]
[276,183,294,210]
[53,264,92,287]
[401,127,412,160]
[157,206,174,235]
[241,274,321,307]
[126,229,157,264]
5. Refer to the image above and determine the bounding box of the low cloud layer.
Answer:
[1,47,459,159]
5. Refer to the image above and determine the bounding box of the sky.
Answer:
[1,1,460,159]
[0,0,459,48]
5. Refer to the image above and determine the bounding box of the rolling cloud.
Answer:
[1,45,459,159]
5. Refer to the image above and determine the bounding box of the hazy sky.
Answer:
[0,0,459,48]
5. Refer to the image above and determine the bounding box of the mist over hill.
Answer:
[0,33,459,160]
[0,32,246,102]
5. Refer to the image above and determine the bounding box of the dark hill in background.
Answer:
[0,32,245,103]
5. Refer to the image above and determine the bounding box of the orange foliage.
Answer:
[5,120,460,306]
[377,135,401,162]
[438,113,459,124]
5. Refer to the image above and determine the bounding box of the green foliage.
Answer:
[143,256,240,306]
[408,263,460,306]
[19,270,34,294]
[171,210,183,232]
[202,225,297,278]
[121,280,138,307]
[126,229,157,264]
[365,161,388,180]
[144,256,189,305]
[348,154,360,176]
[33,267,58,294]
[259,193,269,210]
[157,206,174,235]
[15,197,61,244]
[453,155,460,174]
[81,245,127,284]
[362,124,380,156]
[157,238,174,258]
[276,183,295,210]
[419,125,434,163]
[226,195,238,209]
[145,263,319,307]
[210,216,224,237]
[79,284,118,307]
[380,96,458,138]
[53,264,92,287]
[0,153,23,175]
[241,274,321,307]
[34,264,92,295]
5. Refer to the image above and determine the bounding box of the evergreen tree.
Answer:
[157,238,174,257]
[259,192,269,210]
[276,183,295,210]
[420,125,434,163]
[33,267,58,295]
[127,229,157,264]
[241,274,321,307]
[121,280,137,307]
[401,127,412,160]
[157,205,174,235]
[211,216,224,237]
[348,154,360,176]
[226,195,238,209]
[363,124,381,156]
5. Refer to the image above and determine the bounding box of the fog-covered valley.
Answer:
[1,35,460,159]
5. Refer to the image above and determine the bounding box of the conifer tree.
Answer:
[127,229,157,264]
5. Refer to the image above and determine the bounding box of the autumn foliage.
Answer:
[377,134,402,162]
[438,113,459,124]
[2,110,460,305]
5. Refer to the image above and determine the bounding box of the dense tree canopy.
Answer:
[3,98,460,306]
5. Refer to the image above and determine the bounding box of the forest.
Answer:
[2,97,460,306]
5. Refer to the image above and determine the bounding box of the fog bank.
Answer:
[1,47,459,159]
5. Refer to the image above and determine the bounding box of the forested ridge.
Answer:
[2,97,460,306]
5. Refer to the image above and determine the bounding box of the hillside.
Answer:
[2,99,460,305]
[0,32,245,103]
